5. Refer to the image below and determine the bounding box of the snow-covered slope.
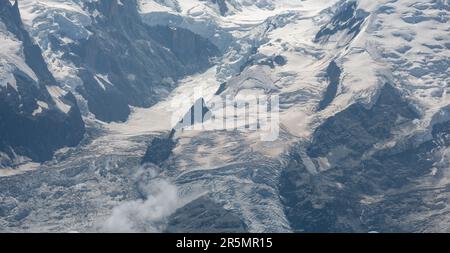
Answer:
[19,0,220,122]
[0,0,85,168]
[0,0,448,232]
[122,0,450,232]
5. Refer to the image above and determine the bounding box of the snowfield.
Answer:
[0,21,38,91]
[0,0,448,232]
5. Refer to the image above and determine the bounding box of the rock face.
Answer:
[0,0,448,233]
[0,0,219,164]
[308,84,419,158]
[166,196,248,233]
[148,25,220,73]
[174,98,211,131]
[318,61,341,111]
[21,0,220,122]
[0,0,85,165]
[208,0,229,16]
[142,134,176,165]
[280,85,450,232]
[314,1,369,43]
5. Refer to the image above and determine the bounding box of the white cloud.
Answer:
[100,169,183,233]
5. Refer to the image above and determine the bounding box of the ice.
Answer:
[2,0,447,232]
[0,21,38,90]
[46,86,71,113]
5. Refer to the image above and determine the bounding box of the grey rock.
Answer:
[0,0,85,164]
[166,196,247,233]
[315,1,369,43]
[280,84,450,232]
[317,61,341,111]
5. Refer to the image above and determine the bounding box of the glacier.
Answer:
[0,0,449,232]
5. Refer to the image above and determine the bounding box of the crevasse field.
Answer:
[0,0,449,233]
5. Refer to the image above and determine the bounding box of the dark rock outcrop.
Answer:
[0,0,85,164]
[318,61,341,111]
[166,196,247,233]
[280,84,450,232]
[206,0,229,16]
[215,82,227,95]
[53,0,220,122]
[142,134,176,165]
[308,84,418,158]
[142,97,211,165]
[148,25,220,73]
[174,98,211,131]
[273,55,287,66]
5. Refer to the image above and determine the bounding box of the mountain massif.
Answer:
[0,0,449,233]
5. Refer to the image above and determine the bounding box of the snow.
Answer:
[46,86,71,113]
[13,0,447,142]
[107,67,219,135]
[351,0,450,135]
[131,0,449,231]
[94,74,113,91]
[0,21,38,91]
[32,100,49,116]
[0,162,40,177]
[19,0,94,90]
[139,0,175,13]
[3,0,448,232]
[144,0,448,140]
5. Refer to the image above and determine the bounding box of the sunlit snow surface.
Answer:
[0,0,448,232]
[0,21,38,90]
